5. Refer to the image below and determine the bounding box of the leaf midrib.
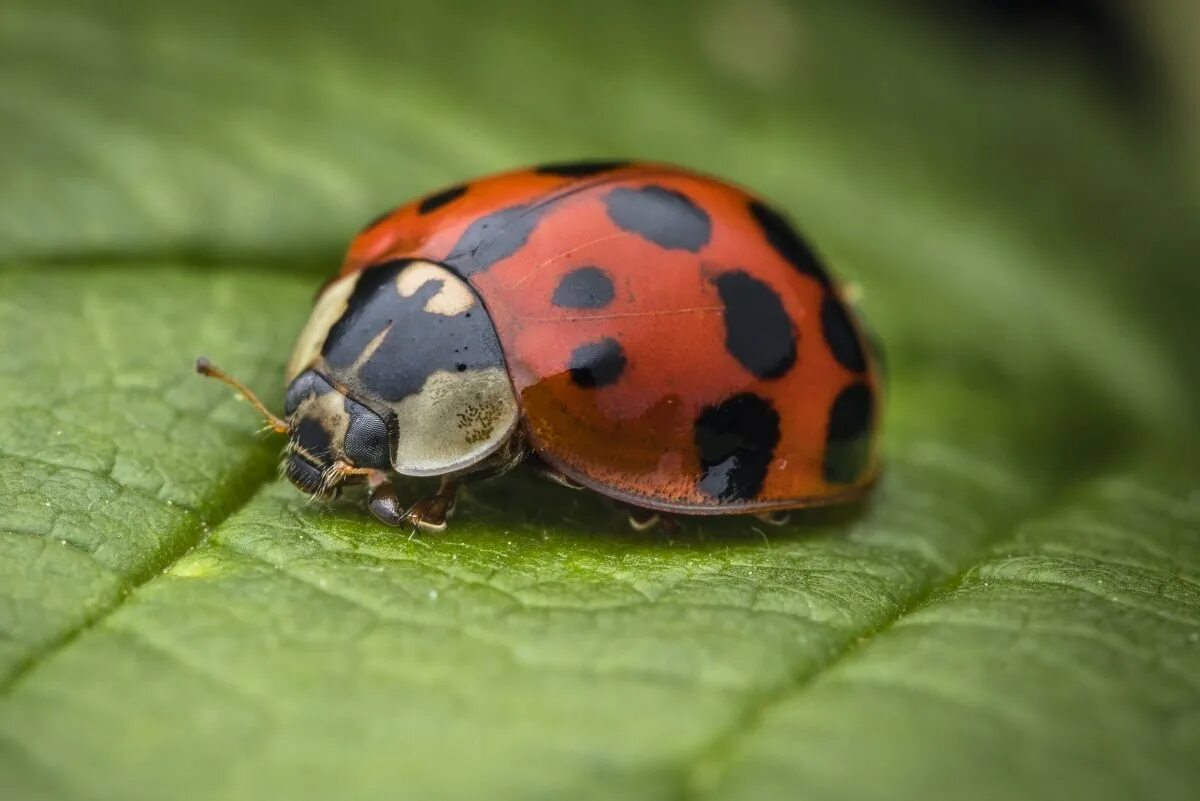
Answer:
[675,483,1074,799]
[0,446,280,695]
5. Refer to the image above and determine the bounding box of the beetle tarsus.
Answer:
[627,505,680,533]
[367,481,406,527]
[403,478,459,533]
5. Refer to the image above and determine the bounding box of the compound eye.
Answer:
[343,398,391,470]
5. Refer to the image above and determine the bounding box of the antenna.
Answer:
[195,357,289,434]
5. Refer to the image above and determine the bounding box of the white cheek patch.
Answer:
[395,261,476,317]
[286,273,360,382]
[389,367,519,477]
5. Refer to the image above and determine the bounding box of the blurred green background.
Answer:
[1,2,1198,800]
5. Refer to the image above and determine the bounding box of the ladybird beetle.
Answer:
[198,161,882,531]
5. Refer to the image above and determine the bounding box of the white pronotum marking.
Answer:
[395,261,476,317]
[286,273,360,382]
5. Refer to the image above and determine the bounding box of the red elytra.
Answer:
[339,161,882,514]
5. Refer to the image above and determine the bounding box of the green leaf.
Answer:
[1,2,1198,800]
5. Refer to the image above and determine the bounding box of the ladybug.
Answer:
[198,161,882,532]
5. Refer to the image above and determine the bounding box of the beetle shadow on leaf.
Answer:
[281,469,873,551]
[445,471,873,548]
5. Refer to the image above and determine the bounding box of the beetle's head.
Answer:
[194,358,393,500]
[282,368,393,498]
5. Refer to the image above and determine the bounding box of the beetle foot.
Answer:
[367,481,405,527]
[755,509,791,526]
[529,457,585,490]
[403,479,459,533]
[625,506,678,533]
[627,508,659,531]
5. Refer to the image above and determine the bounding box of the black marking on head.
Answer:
[604,185,711,252]
[534,160,631,178]
[294,416,334,464]
[444,204,547,275]
[713,270,796,379]
[285,454,326,495]
[322,260,506,403]
[694,393,781,502]
[284,370,333,416]
[820,294,867,373]
[823,382,874,484]
[552,266,615,310]
[418,183,468,215]
[748,199,831,288]
[568,338,627,388]
[342,396,391,470]
[360,207,398,235]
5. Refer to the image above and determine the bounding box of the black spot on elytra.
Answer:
[820,294,867,373]
[342,396,392,471]
[552,266,615,310]
[444,203,547,275]
[322,260,506,402]
[694,393,780,502]
[714,270,796,379]
[534,160,631,178]
[605,185,711,252]
[284,370,333,416]
[748,199,831,288]
[568,338,627,388]
[418,183,468,215]
[823,382,874,484]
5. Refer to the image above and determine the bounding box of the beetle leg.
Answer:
[404,477,459,533]
[623,505,679,533]
[755,509,791,526]
[626,506,659,531]
[525,456,584,490]
[367,478,406,527]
